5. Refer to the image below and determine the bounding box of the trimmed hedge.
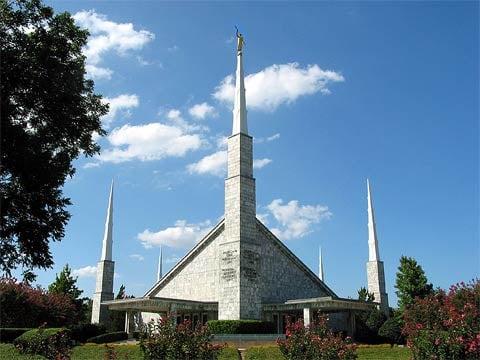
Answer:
[207,320,275,334]
[0,328,32,343]
[69,323,106,343]
[14,328,71,359]
[86,331,128,344]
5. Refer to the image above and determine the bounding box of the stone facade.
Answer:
[152,225,224,301]
[91,260,114,324]
[257,221,331,303]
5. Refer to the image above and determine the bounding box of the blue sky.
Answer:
[30,1,478,306]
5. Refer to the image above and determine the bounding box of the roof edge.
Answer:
[256,219,338,299]
[144,218,225,297]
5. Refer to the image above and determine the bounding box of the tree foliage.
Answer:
[0,0,108,278]
[357,287,375,302]
[403,280,480,359]
[395,256,433,311]
[48,264,82,300]
[0,278,78,327]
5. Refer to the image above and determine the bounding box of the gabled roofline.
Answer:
[256,219,338,299]
[144,219,225,297]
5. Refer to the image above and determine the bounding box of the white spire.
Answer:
[100,180,114,261]
[157,246,163,281]
[367,179,380,262]
[232,31,248,135]
[319,246,325,281]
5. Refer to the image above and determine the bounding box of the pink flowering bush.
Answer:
[403,280,480,360]
[139,316,224,360]
[277,315,357,360]
[0,278,78,327]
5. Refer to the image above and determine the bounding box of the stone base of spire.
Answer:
[91,260,115,325]
[366,261,389,315]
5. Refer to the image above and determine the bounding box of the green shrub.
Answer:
[207,320,275,334]
[378,316,404,345]
[86,331,128,344]
[354,308,387,344]
[68,323,106,343]
[0,328,32,343]
[14,327,71,359]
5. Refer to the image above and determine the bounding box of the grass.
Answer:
[0,343,45,359]
[245,345,283,359]
[0,342,411,359]
[357,344,411,360]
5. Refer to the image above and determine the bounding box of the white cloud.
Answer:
[102,94,139,127]
[85,64,113,80]
[73,10,154,79]
[213,63,344,111]
[138,220,211,249]
[253,158,272,169]
[166,109,207,132]
[165,256,180,264]
[187,151,272,176]
[99,122,203,163]
[188,102,217,120]
[83,162,100,169]
[187,150,227,177]
[167,45,179,52]
[266,133,280,142]
[129,254,144,261]
[266,199,332,240]
[73,265,97,278]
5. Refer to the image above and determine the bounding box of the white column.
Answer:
[303,308,312,328]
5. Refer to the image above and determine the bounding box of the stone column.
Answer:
[303,308,312,328]
[124,311,133,336]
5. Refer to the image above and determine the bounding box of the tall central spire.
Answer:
[367,179,380,262]
[101,180,114,261]
[220,29,260,320]
[232,31,247,135]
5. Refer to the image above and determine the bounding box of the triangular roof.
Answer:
[144,219,225,297]
[145,218,337,300]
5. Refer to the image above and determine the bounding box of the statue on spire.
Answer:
[235,26,244,52]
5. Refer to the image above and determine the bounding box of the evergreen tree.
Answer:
[358,286,375,302]
[1,0,108,279]
[48,264,82,299]
[395,255,433,311]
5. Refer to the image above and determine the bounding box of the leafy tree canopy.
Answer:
[395,255,433,311]
[358,286,375,302]
[48,264,82,300]
[0,0,108,279]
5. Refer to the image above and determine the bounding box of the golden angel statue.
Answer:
[235,26,244,52]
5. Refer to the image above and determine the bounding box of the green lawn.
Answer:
[357,345,410,360]
[0,342,411,359]
[0,344,45,359]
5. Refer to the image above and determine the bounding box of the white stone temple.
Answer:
[91,33,389,335]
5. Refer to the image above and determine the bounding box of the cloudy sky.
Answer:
[33,1,478,305]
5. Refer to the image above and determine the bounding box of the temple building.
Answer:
[91,33,389,335]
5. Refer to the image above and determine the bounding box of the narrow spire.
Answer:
[319,246,325,282]
[157,246,163,281]
[232,30,248,135]
[367,179,380,262]
[101,180,114,261]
